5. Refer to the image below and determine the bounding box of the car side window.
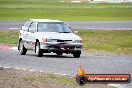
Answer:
[29,22,36,33]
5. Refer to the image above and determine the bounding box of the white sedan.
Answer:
[18,19,82,58]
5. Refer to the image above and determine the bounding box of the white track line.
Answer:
[71,1,81,3]
[108,84,125,88]
[9,47,18,50]
[8,27,20,30]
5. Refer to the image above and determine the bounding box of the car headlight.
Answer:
[48,39,57,42]
[73,40,82,43]
[42,38,48,42]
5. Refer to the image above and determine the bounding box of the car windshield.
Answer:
[37,22,72,33]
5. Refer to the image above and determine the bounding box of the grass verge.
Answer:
[0,0,132,20]
[0,68,111,88]
[24,73,109,88]
[24,74,83,88]
[0,30,132,54]
[78,30,132,54]
[0,31,18,45]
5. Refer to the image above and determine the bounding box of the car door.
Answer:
[26,21,36,49]
[20,21,32,41]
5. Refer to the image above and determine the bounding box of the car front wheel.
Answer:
[73,51,81,58]
[35,42,43,57]
[19,40,27,55]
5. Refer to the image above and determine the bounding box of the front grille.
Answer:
[48,45,75,49]
[57,40,72,42]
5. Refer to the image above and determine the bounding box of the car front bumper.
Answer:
[40,42,82,53]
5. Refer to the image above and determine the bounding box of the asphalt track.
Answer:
[0,45,132,88]
[0,20,132,31]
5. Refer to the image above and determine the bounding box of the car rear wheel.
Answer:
[35,42,43,57]
[19,40,27,55]
[73,51,81,58]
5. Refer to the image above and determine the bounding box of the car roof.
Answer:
[30,19,63,22]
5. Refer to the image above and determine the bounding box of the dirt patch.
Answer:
[0,68,115,88]
[0,68,66,88]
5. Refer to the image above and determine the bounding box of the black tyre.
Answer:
[35,42,43,57]
[76,75,86,85]
[56,52,63,56]
[73,51,81,58]
[19,40,27,55]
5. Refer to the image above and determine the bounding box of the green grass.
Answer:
[0,30,132,54]
[24,74,84,88]
[0,0,132,20]
[0,31,18,44]
[78,30,132,54]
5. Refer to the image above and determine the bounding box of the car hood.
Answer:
[36,32,81,40]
